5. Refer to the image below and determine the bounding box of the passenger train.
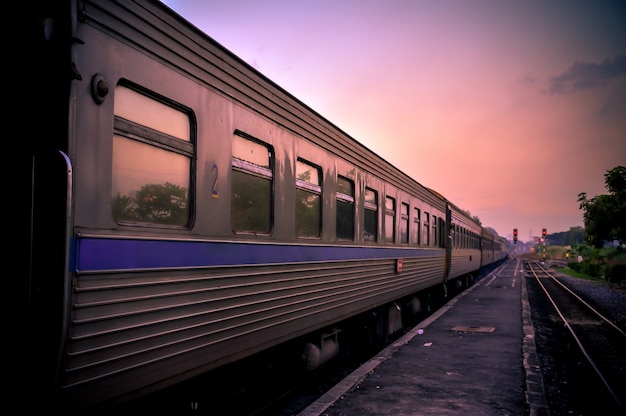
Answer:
[23,0,507,411]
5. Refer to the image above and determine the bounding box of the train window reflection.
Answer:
[336,176,354,241]
[231,133,273,234]
[385,196,395,243]
[400,203,409,244]
[115,85,190,141]
[112,85,192,226]
[112,136,190,225]
[296,159,321,238]
[233,134,271,168]
[423,212,430,246]
[414,208,421,245]
[364,188,378,242]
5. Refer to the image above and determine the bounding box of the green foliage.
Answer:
[566,244,625,284]
[544,245,568,259]
[568,257,602,279]
[578,165,626,247]
[549,226,585,246]
[555,267,593,280]
[231,171,271,233]
[568,226,586,245]
[135,183,188,225]
[112,182,189,226]
[295,189,321,237]
[605,263,626,285]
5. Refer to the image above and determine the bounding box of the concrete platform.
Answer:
[299,258,549,416]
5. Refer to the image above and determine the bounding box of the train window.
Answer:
[414,208,421,245]
[431,215,438,247]
[112,85,192,226]
[295,159,321,238]
[400,203,409,244]
[231,133,273,234]
[423,212,430,246]
[336,176,355,240]
[436,218,441,248]
[364,188,378,242]
[384,196,395,243]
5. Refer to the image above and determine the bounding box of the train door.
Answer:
[28,150,73,402]
[25,2,75,401]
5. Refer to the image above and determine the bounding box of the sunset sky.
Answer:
[162,0,625,243]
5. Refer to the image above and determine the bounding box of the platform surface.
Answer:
[299,258,549,416]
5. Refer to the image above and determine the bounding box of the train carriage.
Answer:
[481,226,507,267]
[447,203,483,288]
[24,0,506,411]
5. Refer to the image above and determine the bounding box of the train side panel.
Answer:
[27,0,450,409]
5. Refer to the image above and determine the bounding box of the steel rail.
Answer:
[527,262,625,414]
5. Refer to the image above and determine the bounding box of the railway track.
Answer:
[525,261,626,414]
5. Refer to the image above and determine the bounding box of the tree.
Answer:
[112,182,189,226]
[550,226,585,246]
[578,166,626,247]
[564,226,585,246]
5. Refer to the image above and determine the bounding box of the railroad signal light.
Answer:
[513,228,518,244]
[542,228,547,239]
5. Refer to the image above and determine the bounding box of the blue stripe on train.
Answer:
[74,238,443,272]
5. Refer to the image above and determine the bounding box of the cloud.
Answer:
[546,54,626,94]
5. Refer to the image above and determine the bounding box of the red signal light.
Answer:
[542,228,547,238]
[513,228,518,243]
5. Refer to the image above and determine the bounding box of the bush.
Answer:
[586,262,603,278]
[565,244,626,283]
[568,261,582,273]
[605,263,626,285]
[567,257,603,279]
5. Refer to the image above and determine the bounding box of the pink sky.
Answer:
[162,0,626,242]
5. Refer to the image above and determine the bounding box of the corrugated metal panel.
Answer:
[63,254,445,403]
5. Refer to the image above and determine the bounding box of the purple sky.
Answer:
[162,0,626,242]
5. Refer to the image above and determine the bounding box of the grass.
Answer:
[555,264,626,289]
[554,267,596,281]
[520,244,625,286]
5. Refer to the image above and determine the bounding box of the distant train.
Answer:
[24,0,507,411]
